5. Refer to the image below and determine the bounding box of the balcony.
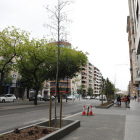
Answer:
[89,72,92,75]
[82,78,87,81]
[82,72,87,76]
[82,83,87,85]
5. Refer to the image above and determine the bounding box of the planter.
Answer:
[38,119,80,140]
[0,119,80,140]
[95,103,114,109]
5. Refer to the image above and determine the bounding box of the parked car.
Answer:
[99,95,107,101]
[44,95,55,101]
[84,96,90,99]
[95,96,100,100]
[90,96,95,99]
[86,96,91,99]
[67,95,75,100]
[0,94,16,103]
[29,94,43,101]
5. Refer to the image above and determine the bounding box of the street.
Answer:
[0,99,103,134]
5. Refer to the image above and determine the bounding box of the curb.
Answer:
[95,103,114,109]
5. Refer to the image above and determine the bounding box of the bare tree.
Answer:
[43,0,74,126]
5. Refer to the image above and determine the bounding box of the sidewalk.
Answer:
[61,101,140,140]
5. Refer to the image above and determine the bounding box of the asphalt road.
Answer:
[0,99,103,134]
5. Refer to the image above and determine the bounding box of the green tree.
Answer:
[87,87,93,96]
[104,78,114,103]
[0,26,28,95]
[16,37,56,105]
[99,76,105,106]
[49,46,88,102]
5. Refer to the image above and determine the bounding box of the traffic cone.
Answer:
[82,105,86,115]
[89,105,94,116]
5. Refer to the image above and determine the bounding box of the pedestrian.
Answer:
[124,95,127,108]
[134,95,136,101]
[127,94,130,108]
[117,95,121,107]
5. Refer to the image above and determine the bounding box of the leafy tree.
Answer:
[99,76,105,106]
[49,46,88,102]
[87,87,93,96]
[104,78,114,103]
[16,38,56,105]
[0,26,27,95]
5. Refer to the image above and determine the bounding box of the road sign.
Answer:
[137,87,140,90]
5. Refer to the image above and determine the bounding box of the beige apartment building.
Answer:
[81,61,94,95]
[127,0,140,97]
[81,61,102,96]
[94,67,102,96]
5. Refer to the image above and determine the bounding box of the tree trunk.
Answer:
[57,79,60,103]
[0,73,4,95]
[66,76,68,102]
[21,88,25,100]
[27,87,29,99]
[34,87,38,105]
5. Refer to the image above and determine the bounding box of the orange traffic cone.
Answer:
[82,105,86,115]
[89,105,94,116]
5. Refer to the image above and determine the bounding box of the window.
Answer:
[13,74,17,79]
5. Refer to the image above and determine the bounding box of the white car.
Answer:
[95,96,100,100]
[99,95,107,101]
[67,95,75,100]
[0,94,16,103]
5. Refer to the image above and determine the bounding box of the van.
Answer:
[99,95,107,101]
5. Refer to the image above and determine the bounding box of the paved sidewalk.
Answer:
[61,101,140,140]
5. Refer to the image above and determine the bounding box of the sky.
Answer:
[0,0,130,91]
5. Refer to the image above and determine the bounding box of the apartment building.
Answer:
[127,0,140,97]
[80,61,102,96]
[94,67,102,96]
[129,81,137,96]
[81,61,94,95]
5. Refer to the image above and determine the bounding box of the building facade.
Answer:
[127,0,140,98]
[94,67,102,96]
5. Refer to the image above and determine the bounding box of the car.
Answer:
[95,96,100,100]
[90,96,95,99]
[29,94,43,101]
[0,94,16,103]
[86,96,91,99]
[67,95,75,100]
[99,95,107,101]
[44,95,55,101]
[84,96,91,99]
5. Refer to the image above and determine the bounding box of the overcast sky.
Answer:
[0,0,130,91]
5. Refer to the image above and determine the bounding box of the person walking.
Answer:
[127,94,130,108]
[134,95,136,101]
[124,95,127,108]
[117,95,121,107]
